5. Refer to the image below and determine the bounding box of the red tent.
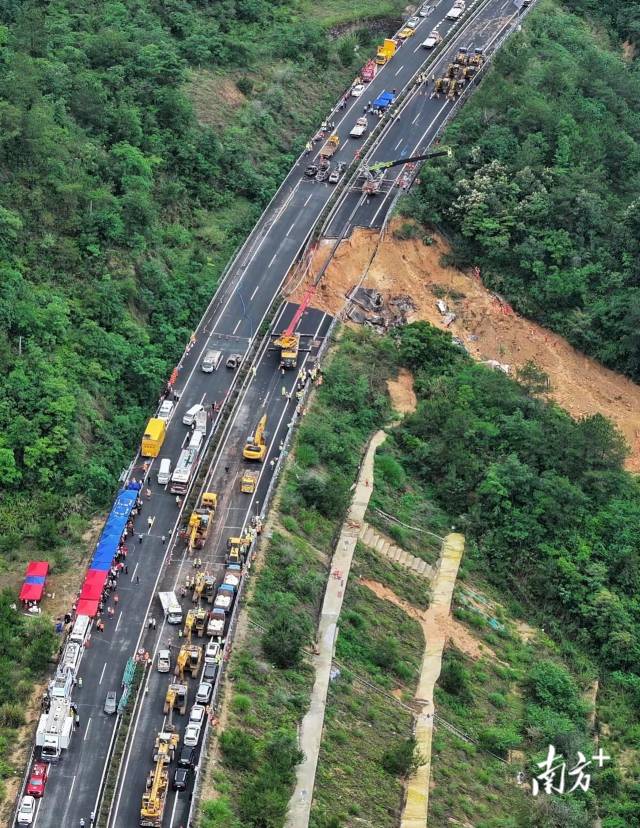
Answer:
[76,598,99,618]
[79,570,107,601]
[19,561,49,603]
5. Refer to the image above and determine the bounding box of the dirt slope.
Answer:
[290,221,640,471]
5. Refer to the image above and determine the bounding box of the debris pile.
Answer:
[346,286,416,329]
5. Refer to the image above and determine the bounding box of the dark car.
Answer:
[337,161,347,174]
[226,353,242,369]
[304,164,318,177]
[202,661,219,683]
[316,167,330,182]
[178,745,197,768]
[173,766,191,791]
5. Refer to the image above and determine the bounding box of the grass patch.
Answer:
[353,542,431,610]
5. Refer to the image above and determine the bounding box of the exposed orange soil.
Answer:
[387,368,417,414]
[291,221,640,471]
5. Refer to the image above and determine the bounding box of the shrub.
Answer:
[477,725,520,756]
[381,736,424,777]
[219,728,257,770]
[263,608,311,668]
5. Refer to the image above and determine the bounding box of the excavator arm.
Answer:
[368,147,451,173]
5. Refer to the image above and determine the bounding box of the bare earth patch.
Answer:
[187,70,246,128]
[291,221,640,470]
[387,368,417,414]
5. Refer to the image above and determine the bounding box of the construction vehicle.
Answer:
[140,754,169,826]
[164,683,187,715]
[361,148,452,195]
[141,418,167,458]
[183,609,196,642]
[207,609,226,638]
[226,533,252,566]
[185,492,217,553]
[273,283,316,369]
[214,584,236,614]
[375,38,397,65]
[192,572,206,602]
[153,731,180,764]
[241,470,258,493]
[223,564,242,591]
[319,134,340,159]
[243,415,267,461]
[194,607,209,636]
[176,644,202,679]
[204,574,216,604]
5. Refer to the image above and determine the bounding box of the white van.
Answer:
[188,430,203,453]
[201,349,222,373]
[157,458,172,485]
[182,404,204,426]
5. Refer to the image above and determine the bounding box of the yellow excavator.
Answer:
[226,533,252,566]
[192,572,206,602]
[163,683,187,715]
[175,644,202,680]
[186,492,217,553]
[153,731,179,763]
[194,607,208,636]
[182,609,196,643]
[241,470,258,494]
[243,415,267,461]
[140,733,174,826]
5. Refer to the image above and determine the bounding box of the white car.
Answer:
[204,641,220,663]
[183,722,202,747]
[419,3,434,15]
[422,30,442,48]
[157,400,174,422]
[157,649,171,673]
[189,704,206,725]
[17,796,36,825]
[406,16,420,28]
[196,682,213,704]
[351,83,365,97]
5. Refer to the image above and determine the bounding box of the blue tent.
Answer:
[373,91,395,109]
[89,487,138,572]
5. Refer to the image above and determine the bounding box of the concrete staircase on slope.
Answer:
[358,522,434,579]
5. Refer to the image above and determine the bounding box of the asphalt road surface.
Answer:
[109,306,331,828]
[29,0,529,825]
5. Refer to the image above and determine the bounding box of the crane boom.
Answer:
[368,147,451,173]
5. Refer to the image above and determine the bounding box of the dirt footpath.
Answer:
[291,223,640,471]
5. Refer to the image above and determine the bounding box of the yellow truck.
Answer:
[375,38,397,65]
[141,418,167,458]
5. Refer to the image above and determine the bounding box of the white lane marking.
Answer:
[286,221,296,237]
[68,775,76,801]
[84,718,92,741]
[130,561,139,582]
[115,612,122,632]
[412,111,421,125]
[250,283,260,301]
[394,139,403,151]
[99,662,107,685]
[268,252,277,268]
[169,788,181,827]
[146,517,155,534]
[304,192,313,206]
[371,98,449,228]
[232,319,242,335]
[395,64,404,75]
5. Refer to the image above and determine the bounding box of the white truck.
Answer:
[36,668,75,762]
[446,0,465,20]
[170,446,198,494]
[349,117,368,138]
[158,591,183,624]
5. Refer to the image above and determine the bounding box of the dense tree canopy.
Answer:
[0,0,380,556]
[404,0,640,380]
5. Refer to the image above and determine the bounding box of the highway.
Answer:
[25,1,530,826]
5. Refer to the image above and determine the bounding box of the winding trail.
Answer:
[284,430,387,828]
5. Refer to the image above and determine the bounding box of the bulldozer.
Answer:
[153,731,180,764]
[448,78,464,99]
[226,533,252,566]
[140,755,169,827]
[431,77,450,98]
[243,415,267,461]
[241,470,258,494]
[163,683,187,715]
[204,574,216,604]
[176,644,202,680]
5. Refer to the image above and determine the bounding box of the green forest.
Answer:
[405,0,640,380]
[0,0,400,563]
